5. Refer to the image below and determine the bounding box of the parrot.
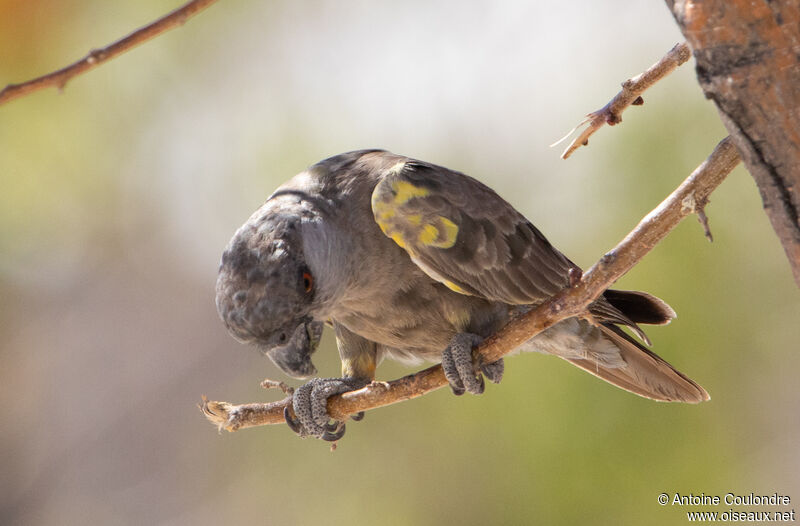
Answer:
[215,150,709,441]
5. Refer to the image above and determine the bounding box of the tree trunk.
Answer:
[667,0,800,286]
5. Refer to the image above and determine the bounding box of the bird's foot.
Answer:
[441,333,504,395]
[283,377,367,441]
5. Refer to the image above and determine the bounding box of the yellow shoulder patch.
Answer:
[372,174,457,258]
[418,216,458,248]
[418,224,439,245]
[437,216,459,248]
[390,231,407,249]
[392,180,429,204]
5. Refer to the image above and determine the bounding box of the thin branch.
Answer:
[553,42,692,159]
[0,0,219,107]
[260,379,294,395]
[201,136,741,433]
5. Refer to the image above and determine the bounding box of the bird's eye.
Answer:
[302,271,313,293]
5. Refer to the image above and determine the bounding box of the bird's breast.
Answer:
[334,273,508,361]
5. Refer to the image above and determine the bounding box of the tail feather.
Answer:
[526,288,708,403]
[603,289,676,326]
[563,324,709,403]
[589,289,678,346]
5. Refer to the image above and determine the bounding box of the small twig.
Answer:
[681,193,715,242]
[260,378,294,395]
[696,208,713,242]
[0,0,219,107]
[201,136,741,433]
[553,42,692,159]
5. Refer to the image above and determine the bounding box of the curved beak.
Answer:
[264,319,323,379]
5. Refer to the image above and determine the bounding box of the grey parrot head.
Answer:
[215,211,322,379]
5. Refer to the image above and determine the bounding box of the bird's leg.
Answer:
[284,377,368,441]
[441,332,504,395]
[283,321,375,440]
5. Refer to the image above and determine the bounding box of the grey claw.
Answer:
[321,422,346,442]
[450,383,466,396]
[324,420,341,433]
[481,358,504,384]
[474,374,485,394]
[351,411,365,421]
[284,407,303,435]
[290,377,368,440]
[442,333,498,395]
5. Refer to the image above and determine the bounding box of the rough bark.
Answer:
[667,0,800,286]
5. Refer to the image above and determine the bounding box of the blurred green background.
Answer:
[2,1,798,525]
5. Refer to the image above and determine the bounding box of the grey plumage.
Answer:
[216,150,709,439]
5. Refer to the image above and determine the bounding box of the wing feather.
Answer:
[371,159,573,305]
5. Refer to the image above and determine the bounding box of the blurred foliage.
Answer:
[1,1,798,525]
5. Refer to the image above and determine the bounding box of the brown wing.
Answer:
[371,158,573,304]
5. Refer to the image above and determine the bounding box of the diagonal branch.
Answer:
[553,42,692,159]
[0,0,219,107]
[201,136,741,432]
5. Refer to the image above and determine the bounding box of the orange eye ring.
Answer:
[302,271,313,293]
